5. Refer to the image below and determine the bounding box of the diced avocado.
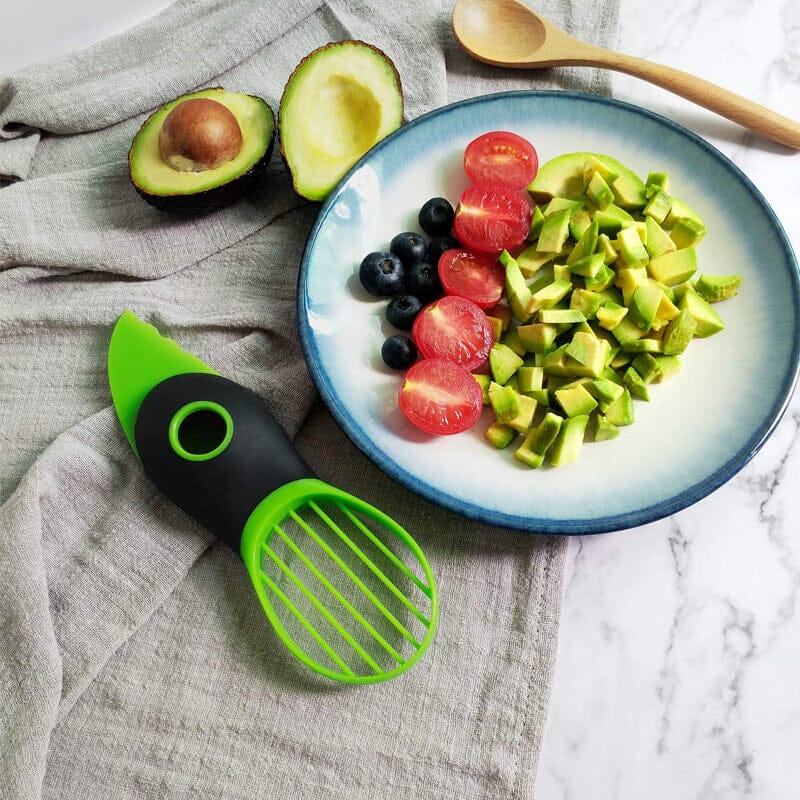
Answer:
[611,314,647,345]
[555,383,598,418]
[553,263,573,282]
[517,322,559,354]
[568,252,605,279]
[489,343,524,385]
[473,372,491,404]
[567,218,599,265]
[501,327,527,356]
[663,198,704,229]
[485,421,517,449]
[609,349,632,370]
[628,282,664,331]
[643,188,672,224]
[564,331,607,375]
[678,287,725,337]
[620,337,664,354]
[610,173,647,211]
[591,414,621,442]
[537,208,572,253]
[594,203,634,235]
[623,365,650,400]
[516,246,555,277]
[584,264,616,291]
[583,155,619,186]
[632,353,662,383]
[569,209,593,242]
[586,377,624,410]
[647,247,698,286]
[515,411,564,467]
[570,288,603,319]
[486,315,503,343]
[604,387,635,426]
[652,355,682,382]
[617,225,650,268]
[646,172,670,192]
[652,286,680,330]
[528,205,546,240]
[622,219,648,245]
[538,309,586,324]
[488,381,520,423]
[506,392,538,433]
[644,214,677,259]
[596,302,628,330]
[615,267,649,305]
[517,365,545,393]
[549,414,590,467]
[694,274,742,303]
[541,344,573,376]
[526,279,573,315]
[670,216,707,249]
[670,281,694,303]
[500,250,532,321]
[543,197,586,217]
[587,171,614,209]
[597,233,618,264]
[661,308,697,354]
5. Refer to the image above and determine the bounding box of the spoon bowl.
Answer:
[451,0,800,149]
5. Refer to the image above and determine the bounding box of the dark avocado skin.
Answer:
[131,137,275,215]
[129,91,275,215]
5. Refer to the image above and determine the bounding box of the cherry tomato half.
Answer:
[438,249,505,309]
[412,294,493,371]
[464,131,539,189]
[453,183,532,254]
[398,357,483,436]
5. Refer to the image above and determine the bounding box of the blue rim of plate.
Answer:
[297,89,800,535]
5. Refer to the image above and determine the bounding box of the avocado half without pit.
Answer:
[279,40,404,201]
[129,87,275,213]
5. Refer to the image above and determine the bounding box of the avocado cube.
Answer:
[631,353,662,383]
[604,387,635,427]
[515,411,564,467]
[678,287,725,337]
[583,155,619,186]
[549,414,590,467]
[538,308,586,325]
[541,344,573,377]
[517,322,558,354]
[587,170,615,210]
[552,263,572,282]
[647,247,698,286]
[526,278,572,316]
[486,315,503,343]
[652,289,680,330]
[646,172,670,193]
[623,365,650,401]
[488,381,520,423]
[584,264,616,292]
[506,393,538,434]
[644,215,677,259]
[567,217,599,265]
[594,203,633,235]
[516,246,555,277]
[628,282,664,331]
[643,188,673,224]
[591,414,621,442]
[663,198,704,230]
[595,233,617,265]
[596,301,628,330]
[554,382,599,418]
[569,209,593,242]
[500,328,526,357]
[485,421,517,449]
[670,216,707,249]
[611,315,648,346]
[501,250,533,321]
[652,355,682,382]
[517,365,545,393]
[616,225,650,268]
[621,337,664,354]
[489,343,524,385]
[610,173,647,211]
[570,288,603,320]
[660,308,697,355]
[537,208,572,253]
[528,205,546,241]
[694,274,742,303]
[622,220,648,245]
[564,330,596,365]
[615,267,649,305]
[473,372,491,404]
[543,197,586,217]
[586,377,624,410]
[609,350,632,371]
[514,438,545,468]
[566,337,610,378]
[568,252,605,279]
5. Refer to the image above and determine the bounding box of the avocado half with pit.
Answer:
[129,87,275,213]
[279,41,404,201]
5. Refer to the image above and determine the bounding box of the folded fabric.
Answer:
[0,1,619,797]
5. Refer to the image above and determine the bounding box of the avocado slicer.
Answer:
[108,311,438,683]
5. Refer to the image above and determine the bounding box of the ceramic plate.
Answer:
[298,91,800,534]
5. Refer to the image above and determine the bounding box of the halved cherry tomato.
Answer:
[464,131,539,189]
[412,294,493,371]
[398,357,483,436]
[438,249,505,309]
[453,183,531,255]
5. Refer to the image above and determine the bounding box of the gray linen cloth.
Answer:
[0,1,618,797]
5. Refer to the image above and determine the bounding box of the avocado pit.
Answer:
[158,98,243,172]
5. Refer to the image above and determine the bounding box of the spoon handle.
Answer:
[580,45,800,149]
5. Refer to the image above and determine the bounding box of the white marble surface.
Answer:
[536,0,800,798]
[2,1,799,798]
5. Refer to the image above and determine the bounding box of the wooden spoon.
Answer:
[451,0,800,150]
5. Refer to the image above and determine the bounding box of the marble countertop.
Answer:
[3,1,799,798]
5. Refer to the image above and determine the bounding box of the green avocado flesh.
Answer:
[129,88,275,212]
[279,41,403,201]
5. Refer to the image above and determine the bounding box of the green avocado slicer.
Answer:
[108,311,438,683]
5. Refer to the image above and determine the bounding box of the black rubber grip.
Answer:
[134,373,313,551]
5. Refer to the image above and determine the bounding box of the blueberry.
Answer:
[426,235,460,267]
[386,294,423,331]
[359,251,404,296]
[418,197,455,238]
[407,260,442,303]
[382,335,418,369]
[390,231,428,266]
